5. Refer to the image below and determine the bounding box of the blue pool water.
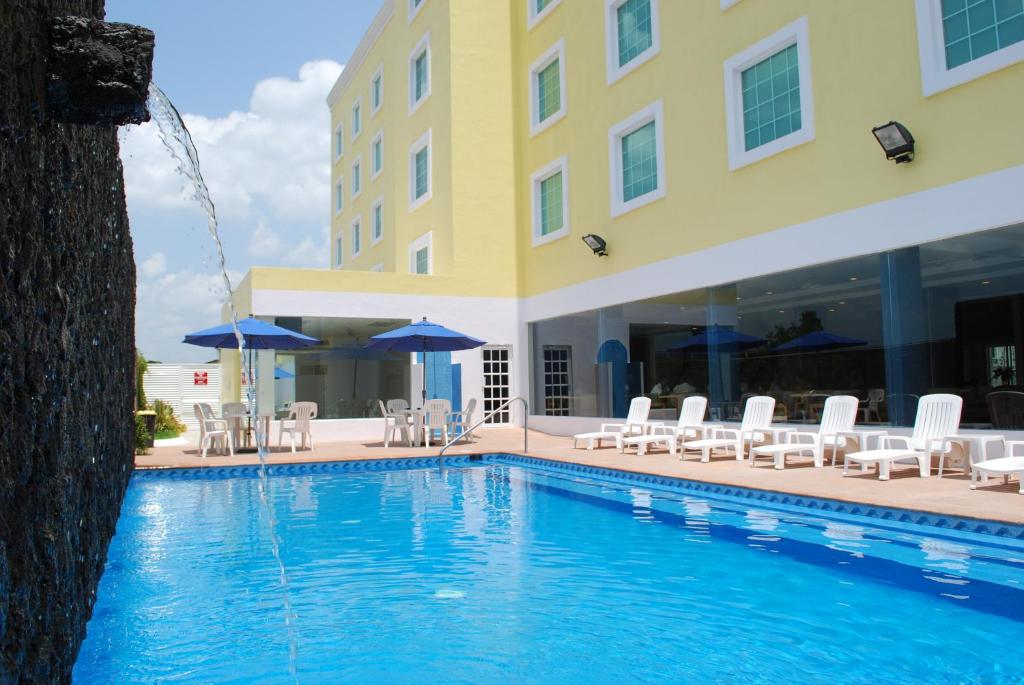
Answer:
[74,458,1024,684]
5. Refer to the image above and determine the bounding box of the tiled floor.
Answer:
[136,427,1024,525]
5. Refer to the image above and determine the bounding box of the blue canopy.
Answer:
[669,327,765,352]
[365,318,485,353]
[183,317,320,350]
[775,331,867,351]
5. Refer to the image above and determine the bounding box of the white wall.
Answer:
[142,363,221,430]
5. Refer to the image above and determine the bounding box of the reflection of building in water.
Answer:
[920,538,971,574]
[744,509,780,533]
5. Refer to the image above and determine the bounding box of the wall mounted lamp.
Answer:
[582,234,608,256]
[871,121,915,164]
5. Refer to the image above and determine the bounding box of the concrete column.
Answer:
[880,247,930,426]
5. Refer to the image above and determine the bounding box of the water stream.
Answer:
[145,83,300,683]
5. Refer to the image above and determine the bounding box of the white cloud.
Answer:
[248,221,282,258]
[140,252,167,278]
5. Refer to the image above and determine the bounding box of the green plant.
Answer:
[134,415,151,455]
[135,349,148,411]
[153,399,186,437]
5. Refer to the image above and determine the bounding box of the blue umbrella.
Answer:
[273,366,295,379]
[669,326,765,353]
[366,317,485,404]
[774,331,867,352]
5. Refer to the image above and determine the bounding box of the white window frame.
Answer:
[371,130,384,179]
[371,196,384,245]
[529,39,568,137]
[335,232,344,267]
[351,214,362,258]
[915,0,1024,96]
[333,122,344,161]
[351,97,362,140]
[351,156,362,200]
[334,178,344,215]
[370,64,384,115]
[605,0,661,85]
[408,231,433,275]
[408,129,432,212]
[371,262,385,272]
[531,155,570,247]
[527,0,563,30]
[723,16,815,171]
[409,32,432,116]
[608,99,665,218]
[721,0,743,9]
[408,0,427,23]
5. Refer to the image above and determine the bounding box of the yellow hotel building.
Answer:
[229,0,1024,440]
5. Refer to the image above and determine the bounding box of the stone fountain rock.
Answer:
[0,1,152,681]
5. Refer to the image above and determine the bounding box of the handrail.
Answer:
[439,396,528,460]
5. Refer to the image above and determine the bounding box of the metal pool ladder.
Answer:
[438,396,528,462]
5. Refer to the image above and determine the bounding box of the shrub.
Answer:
[153,399,186,438]
[135,350,148,410]
[134,415,151,455]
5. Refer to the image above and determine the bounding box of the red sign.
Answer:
[193,372,208,386]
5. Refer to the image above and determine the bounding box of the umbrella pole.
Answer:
[421,343,427,407]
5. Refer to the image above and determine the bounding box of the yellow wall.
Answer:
[514,0,1024,296]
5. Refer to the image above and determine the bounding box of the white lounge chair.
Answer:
[378,400,410,448]
[279,401,317,453]
[971,440,1024,494]
[843,394,962,480]
[680,396,775,462]
[194,403,234,458]
[750,395,858,470]
[621,396,720,457]
[573,397,652,450]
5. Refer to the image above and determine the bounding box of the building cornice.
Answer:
[326,0,394,109]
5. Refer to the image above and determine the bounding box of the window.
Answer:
[409,231,433,274]
[409,0,426,22]
[605,0,660,84]
[482,347,512,423]
[334,179,344,215]
[543,346,572,416]
[371,66,384,114]
[351,157,362,199]
[528,0,562,30]
[351,216,362,257]
[352,98,362,139]
[333,123,344,160]
[529,40,567,136]
[531,156,570,246]
[371,131,384,179]
[409,129,432,211]
[723,16,815,170]
[608,100,665,217]
[409,33,431,115]
[334,233,343,267]
[371,197,384,244]
[916,0,1024,95]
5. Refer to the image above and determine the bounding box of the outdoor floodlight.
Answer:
[582,234,608,256]
[871,121,915,164]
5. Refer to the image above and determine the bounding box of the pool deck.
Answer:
[136,428,1024,525]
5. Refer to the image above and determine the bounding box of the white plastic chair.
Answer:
[446,398,477,444]
[750,395,858,469]
[680,396,776,462]
[279,401,317,453]
[860,389,884,423]
[386,398,410,413]
[194,403,233,458]
[621,396,718,456]
[843,394,962,480]
[378,400,409,448]
[573,397,653,450]
[422,399,452,447]
[971,440,1024,494]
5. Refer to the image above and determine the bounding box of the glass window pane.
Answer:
[539,171,564,235]
[415,246,429,274]
[617,0,653,68]
[943,0,1024,68]
[740,43,800,151]
[414,147,429,198]
[414,52,428,101]
[537,59,561,122]
[621,120,657,202]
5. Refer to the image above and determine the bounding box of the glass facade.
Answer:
[621,121,658,202]
[273,317,410,420]
[537,59,561,123]
[942,0,1024,69]
[741,43,801,152]
[530,222,1024,428]
[539,171,563,235]
[617,0,653,67]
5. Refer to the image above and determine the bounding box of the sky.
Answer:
[105,1,382,362]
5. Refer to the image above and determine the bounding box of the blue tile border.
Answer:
[132,453,1024,543]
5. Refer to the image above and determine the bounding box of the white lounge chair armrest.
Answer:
[880,435,912,450]
[1006,440,1024,458]
[677,424,705,438]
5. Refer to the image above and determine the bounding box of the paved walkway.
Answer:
[136,427,1024,525]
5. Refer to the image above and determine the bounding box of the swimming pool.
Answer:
[74,456,1024,684]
